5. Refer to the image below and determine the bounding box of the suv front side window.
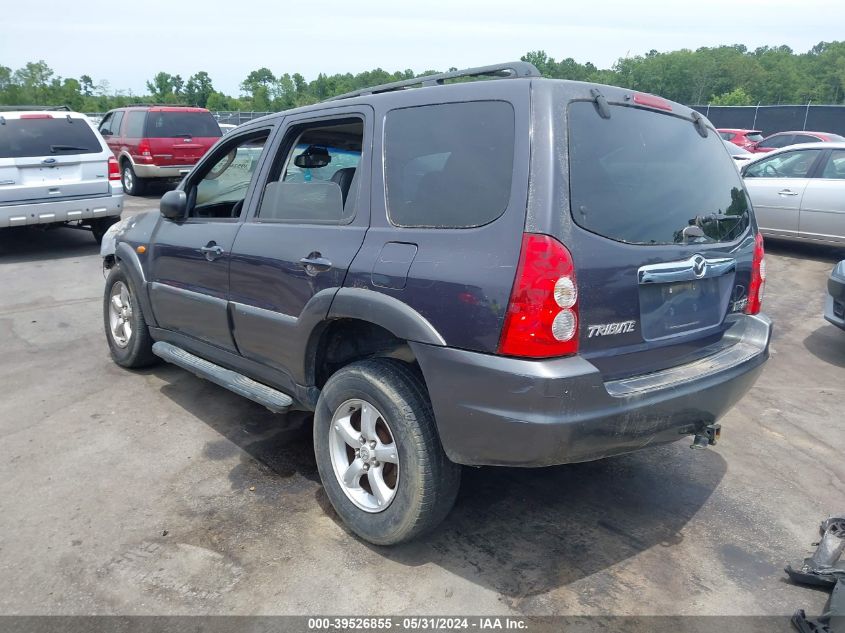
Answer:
[188,131,269,220]
[256,118,364,224]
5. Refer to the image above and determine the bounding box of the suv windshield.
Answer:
[568,102,750,245]
[143,111,222,138]
[0,117,100,158]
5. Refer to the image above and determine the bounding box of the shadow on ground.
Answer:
[764,238,845,264]
[0,225,100,264]
[803,324,845,369]
[151,363,726,599]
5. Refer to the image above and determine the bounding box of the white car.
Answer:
[741,142,845,246]
[0,108,124,242]
[724,140,754,166]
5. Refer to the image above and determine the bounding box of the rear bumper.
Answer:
[824,264,845,330]
[413,313,772,467]
[0,193,123,228]
[132,163,193,179]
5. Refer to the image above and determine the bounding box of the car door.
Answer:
[148,126,273,351]
[799,149,845,244]
[227,105,373,380]
[743,148,824,239]
[98,111,121,157]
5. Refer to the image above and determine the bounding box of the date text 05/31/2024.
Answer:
[307,617,528,630]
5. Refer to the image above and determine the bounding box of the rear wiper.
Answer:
[172,132,193,138]
[50,144,90,153]
[677,225,713,244]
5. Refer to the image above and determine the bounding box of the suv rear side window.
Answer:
[125,111,145,137]
[0,117,101,158]
[384,101,515,228]
[568,102,750,245]
[144,111,221,138]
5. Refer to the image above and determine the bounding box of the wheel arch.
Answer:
[305,289,445,390]
[112,241,158,328]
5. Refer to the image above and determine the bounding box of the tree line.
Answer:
[3,41,845,112]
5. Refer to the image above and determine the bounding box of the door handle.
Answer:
[777,189,799,196]
[200,242,225,261]
[299,252,333,276]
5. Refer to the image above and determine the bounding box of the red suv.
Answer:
[718,129,764,150]
[98,106,221,195]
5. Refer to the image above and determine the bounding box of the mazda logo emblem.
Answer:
[692,255,707,278]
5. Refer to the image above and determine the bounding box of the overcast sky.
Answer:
[3,0,844,96]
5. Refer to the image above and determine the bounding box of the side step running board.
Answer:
[152,341,293,413]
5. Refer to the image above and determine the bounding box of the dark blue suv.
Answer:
[100,63,772,545]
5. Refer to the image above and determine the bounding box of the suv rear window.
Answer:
[0,117,101,158]
[384,101,515,228]
[568,102,750,245]
[143,111,222,139]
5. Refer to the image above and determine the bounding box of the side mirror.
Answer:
[160,190,188,221]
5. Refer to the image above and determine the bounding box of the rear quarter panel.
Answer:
[343,81,532,353]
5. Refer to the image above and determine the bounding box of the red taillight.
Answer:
[633,92,673,111]
[498,233,579,358]
[137,139,152,159]
[108,156,121,181]
[20,113,53,119]
[746,233,766,315]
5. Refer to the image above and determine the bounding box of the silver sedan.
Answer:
[742,142,845,245]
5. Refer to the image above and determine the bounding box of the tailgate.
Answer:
[144,110,221,166]
[0,115,109,203]
[149,137,217,166]
[0,155,109,203]
[566,99,756,380]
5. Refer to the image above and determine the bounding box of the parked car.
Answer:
[100,62,771,545]
[218,123,237,135]
[749,130,845,153]
[742,142,845,245]
[98,105,221,196]
[0,108,123,242]
[724,140,754,166]
[719,128,764,150]
[825,260,845,331]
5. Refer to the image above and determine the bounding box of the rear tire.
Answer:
[313,358,461,545]
[91,217,119,245]
[103,263,157,368]
[122,162,146,196]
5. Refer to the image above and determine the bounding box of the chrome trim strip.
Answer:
[638,254,736,284]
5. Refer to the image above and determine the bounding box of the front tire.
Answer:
[103,264,157,368]
[313,358,460,545]
[122,162,146,196]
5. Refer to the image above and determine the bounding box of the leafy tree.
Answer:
[146,71,175,102]
[185,71,214,107]
[710,87,754,106]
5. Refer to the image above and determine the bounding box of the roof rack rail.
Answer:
[123,103,195,108]
[324,61,541,102]
[0,105,71,112]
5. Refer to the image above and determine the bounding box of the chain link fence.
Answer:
[692,104,845,137]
